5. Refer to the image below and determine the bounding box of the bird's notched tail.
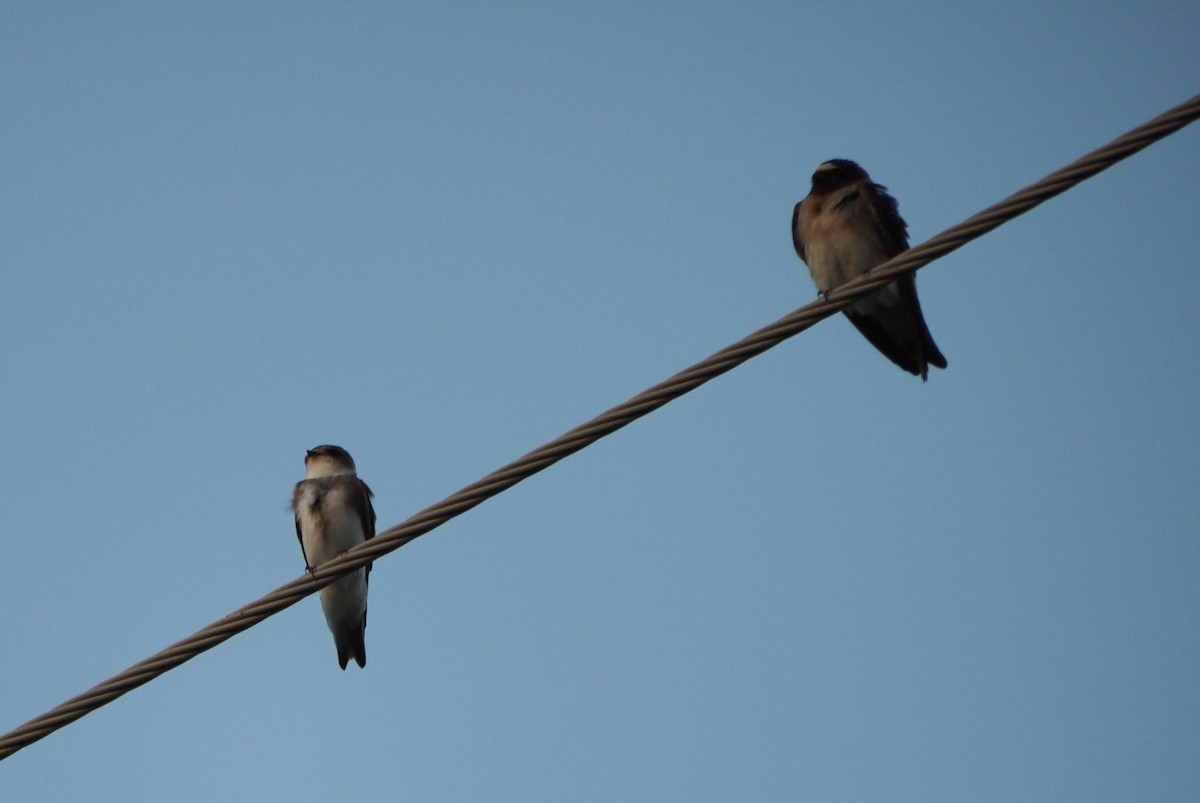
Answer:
[334,611,367,670]
[292,444,377,670]
[792,158,947,380]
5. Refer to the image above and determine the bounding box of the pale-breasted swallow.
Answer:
[792,159,947,379]
[292,444,377,670]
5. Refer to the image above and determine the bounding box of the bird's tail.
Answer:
[335,621,367,670]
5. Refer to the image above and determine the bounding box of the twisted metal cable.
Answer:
[2,93,1197,761]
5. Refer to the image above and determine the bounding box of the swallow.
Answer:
[792,158,947,379]
[292,444,377,669]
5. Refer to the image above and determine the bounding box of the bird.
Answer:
[292,445,377,669]
[792,158,947,380]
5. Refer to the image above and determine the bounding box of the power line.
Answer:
[2,93,1197,762]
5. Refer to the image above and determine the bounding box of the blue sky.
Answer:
[2,2,1198,800]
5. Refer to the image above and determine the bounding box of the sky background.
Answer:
[2,2,1198,800]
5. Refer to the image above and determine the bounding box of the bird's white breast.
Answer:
[295,481,368,567]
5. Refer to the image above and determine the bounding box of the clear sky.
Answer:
[2,2,1198,800]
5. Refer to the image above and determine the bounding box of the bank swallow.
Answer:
[792,159,947,379]
[292,445,376,669]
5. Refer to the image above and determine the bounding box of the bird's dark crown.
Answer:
[810,158,869,192]
[305,444,353,463]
